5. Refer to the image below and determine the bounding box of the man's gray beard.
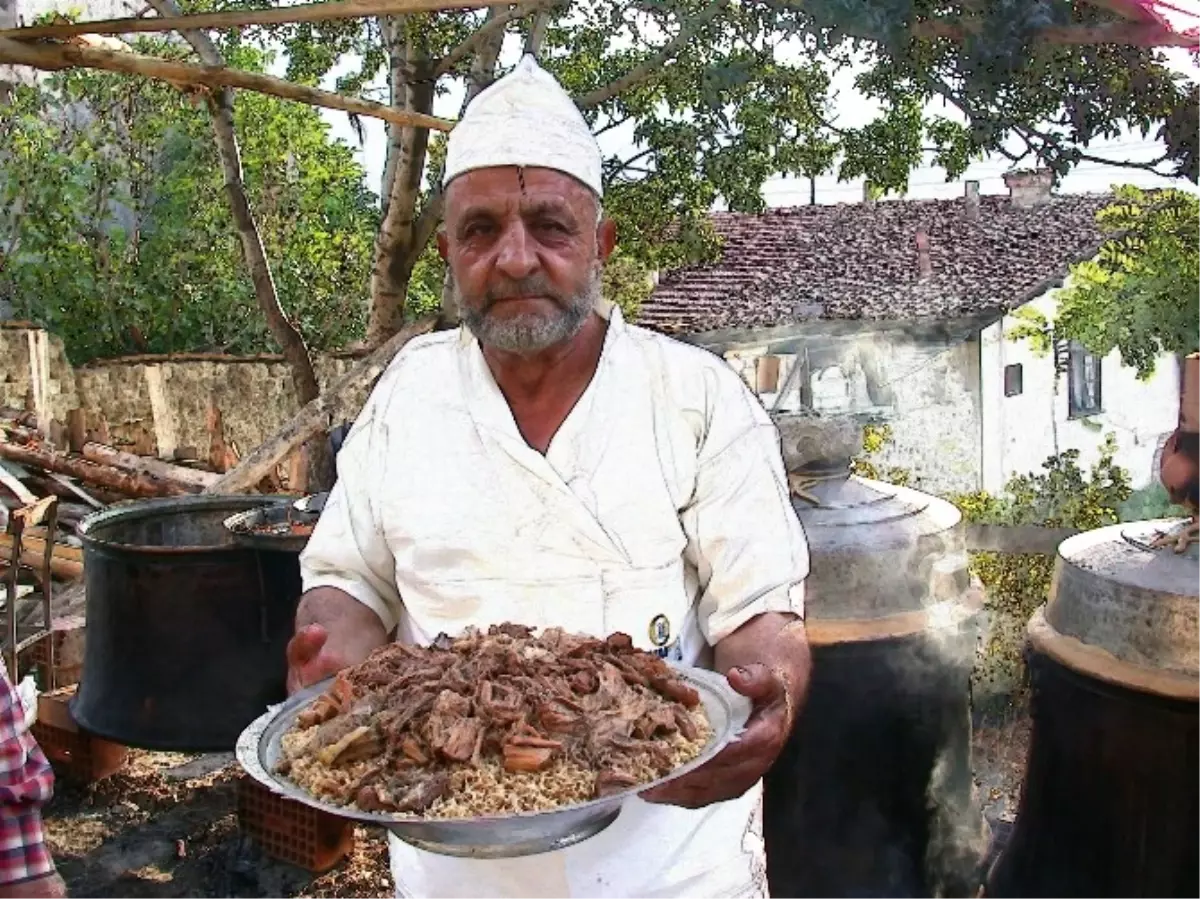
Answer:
[459,265,602,355]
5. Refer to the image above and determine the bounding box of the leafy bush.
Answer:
[853,425,1133,707]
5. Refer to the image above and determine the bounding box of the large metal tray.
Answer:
[236,664,752,858]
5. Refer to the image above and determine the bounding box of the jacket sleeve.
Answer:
[680,365,809,646]
[299,377,405,634]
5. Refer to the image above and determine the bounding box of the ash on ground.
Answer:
[44,712,1031,897]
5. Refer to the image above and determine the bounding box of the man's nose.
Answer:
[495,223,539,281]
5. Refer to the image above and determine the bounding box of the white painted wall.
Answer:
[979,287,1180,492]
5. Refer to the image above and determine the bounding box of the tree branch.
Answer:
[913,16,1196,48]
[0,35,454,131]
[1,0,512,42]
[435,1,551,77]
[576,0,730,110]
[523,5,551,56]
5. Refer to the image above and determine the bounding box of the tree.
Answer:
[3,0,1195,357]
[208,0,1194,346]
[1009,185,1199,379]
[0,40,380,364]
[949,436,1131,704]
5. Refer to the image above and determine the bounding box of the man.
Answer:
[0,669,65,899]
[290,55,811,899]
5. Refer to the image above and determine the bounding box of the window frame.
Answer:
[1067,340,1103,418]
[1003,363,1024,398]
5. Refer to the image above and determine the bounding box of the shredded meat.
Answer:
[276,623,712,816]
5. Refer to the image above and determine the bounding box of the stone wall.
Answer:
[1,326,372,460]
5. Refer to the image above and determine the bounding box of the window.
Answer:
[1003,363,1024,397]
[1068,341,1102,417]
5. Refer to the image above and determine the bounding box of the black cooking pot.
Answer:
[72,494,303,751]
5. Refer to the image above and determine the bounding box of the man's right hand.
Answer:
[285,587,391,695]
[286,624,348,694]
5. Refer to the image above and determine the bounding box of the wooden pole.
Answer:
[0,0,507,42]
[205,315,436,495]
[0,36,455,132]
[0,440,189,498]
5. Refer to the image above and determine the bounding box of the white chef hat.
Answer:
[442,54,603,198]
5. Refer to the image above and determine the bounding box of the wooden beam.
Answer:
[81,442,219,491]
[0,36,455,132]
[960,524,1081,555]
[0,0,506,42]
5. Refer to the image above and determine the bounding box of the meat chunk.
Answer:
[433,718,483,763]
[425,690,480,762]
[673,706,699,741]
[393,772,451,813]
[491,623,535,640]
[296,675,356,728]
[502,734,563,773]
[568,669,599,695]
[476,680,525,724]
[633,705,677,739]
[605,632,634,654]
[650,675,701,709]
[594,768,639,798]
[537,699,585,735]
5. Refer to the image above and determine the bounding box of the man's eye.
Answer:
[536,220,569,234]
[463,222,494,238]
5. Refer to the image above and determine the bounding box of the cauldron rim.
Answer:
[78,494,288,556]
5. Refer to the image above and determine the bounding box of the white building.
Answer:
[639,173,1182,496]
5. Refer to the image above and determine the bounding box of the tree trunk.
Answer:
[367,19,437,346]
[367,8,508,345]
[147,0,332,489]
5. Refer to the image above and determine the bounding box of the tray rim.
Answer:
[236,661,751,829]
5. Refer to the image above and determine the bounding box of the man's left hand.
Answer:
[640,662,793,809]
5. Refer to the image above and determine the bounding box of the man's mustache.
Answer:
[483,278,563,309]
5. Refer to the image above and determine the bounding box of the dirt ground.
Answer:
[42,712,1032,899]
[44,751,394,898]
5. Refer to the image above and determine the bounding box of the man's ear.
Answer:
[596,217,617,262]
[437,229,449,261]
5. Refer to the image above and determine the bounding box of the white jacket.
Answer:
[300,303,809,898]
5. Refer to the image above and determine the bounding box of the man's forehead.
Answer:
[446,166,595,216]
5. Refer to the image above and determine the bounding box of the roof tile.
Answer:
[638,193,1114,335]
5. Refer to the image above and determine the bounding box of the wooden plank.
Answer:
[961,524,1081,555]
[0,461,36,505]
[0,36,455,132]
[0,0,508,42]
[82,442,217,490]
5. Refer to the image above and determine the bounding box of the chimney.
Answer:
[1003,168,1053,208]
[915,228,932,280]
[964,180,980,221]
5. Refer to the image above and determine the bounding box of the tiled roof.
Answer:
[637,193,1115,336]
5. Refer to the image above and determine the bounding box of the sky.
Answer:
[308,5,1200,207]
